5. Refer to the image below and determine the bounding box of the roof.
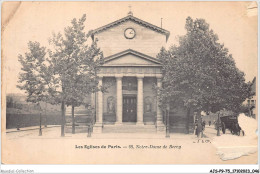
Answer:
[103,49,162,66]
[252,77,256,95]
[91,14,170,41]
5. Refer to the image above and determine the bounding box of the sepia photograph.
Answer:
[1,1,258,171]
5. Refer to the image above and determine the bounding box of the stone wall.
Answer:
[94,20,166,58]
[103,77,117,123]
[143,77,157,123]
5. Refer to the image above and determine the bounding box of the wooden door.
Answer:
[123,96,137,122]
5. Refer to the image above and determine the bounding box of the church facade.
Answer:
[91,12,169,133]
[66,12,194,134]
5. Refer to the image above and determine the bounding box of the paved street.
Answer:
[2,124,257,164]
[4,124,231,140]
[203,125,224,138]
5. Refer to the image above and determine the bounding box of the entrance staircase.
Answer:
[102,123,157,133]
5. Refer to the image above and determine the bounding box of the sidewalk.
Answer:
[6,125,60,133]
[5,125,216,140]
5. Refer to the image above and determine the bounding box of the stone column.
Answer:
[93,76,103,133]
[156,76,165,132]
[137,75,144,125]
[115,75,123,124]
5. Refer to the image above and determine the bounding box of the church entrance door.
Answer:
[123,95,137,122]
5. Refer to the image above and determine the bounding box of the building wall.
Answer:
[143,77,157,123]
[103,77,117,122]
[94,20,166,58]
[243,77,257,119]
[101,76,158,123]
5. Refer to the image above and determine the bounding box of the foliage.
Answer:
[17,14,104,135]
[17,41,48,105]
[157,16,253,114]
[47,14,104,107]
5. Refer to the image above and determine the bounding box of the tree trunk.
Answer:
[39,112,42,136]
[217,111,220,136]
[197,109,202,120]
[186,107,190,134]
[72,105,75,134]
[248,105,251,117]
[61,100,65,137]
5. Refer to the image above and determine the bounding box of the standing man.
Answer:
[196,119,203,138]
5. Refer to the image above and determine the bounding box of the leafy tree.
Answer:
[17,41,48,119]
[157,17,253,134]
[47,14,104,136]
[17,41,47,135]
[17,41,48,104]
[18,14,104,136]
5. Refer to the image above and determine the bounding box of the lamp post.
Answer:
[45,102,47,127]
[39,112,42,136]
[166,104,170,138]
[217,112,220,136]
[16,109,20,130]
[37,103,42,136]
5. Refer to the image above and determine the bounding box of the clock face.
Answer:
[124,28,136,39]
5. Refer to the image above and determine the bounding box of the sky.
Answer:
[2,1,258,94]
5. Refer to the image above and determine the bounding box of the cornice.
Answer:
[91,15,170,42]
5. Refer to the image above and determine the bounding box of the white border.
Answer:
[0,0,259,173]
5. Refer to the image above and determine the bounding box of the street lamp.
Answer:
[37,103,42,136]
[217,112,220,136]
[16,108,20,130]
[45,102,47,128]
[166,104,170,138]
[39,112,42,136]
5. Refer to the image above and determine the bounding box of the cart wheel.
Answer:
[222,123,226,134]
[242,130,245,136]
[230,128,234,135]
[237,130,240,136]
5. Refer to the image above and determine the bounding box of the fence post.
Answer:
[39,112,42,136]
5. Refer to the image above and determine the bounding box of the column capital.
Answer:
[97,75,103,79]
[136,75,144,79]
[115,75,123,79]
[156,74,163,79]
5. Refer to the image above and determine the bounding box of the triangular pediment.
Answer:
[92,15,170,41]
[103,49,161,66]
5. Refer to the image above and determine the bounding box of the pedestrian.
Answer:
[194,119,198,135]
[196,119,203,138]
[209,120,211,126]
[202,120,206,130]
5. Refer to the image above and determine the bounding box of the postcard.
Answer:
[1,1,258,167]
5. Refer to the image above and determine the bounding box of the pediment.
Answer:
[92,15,170,41]
[103,49,161,66]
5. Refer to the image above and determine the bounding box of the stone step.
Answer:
[65,125,91,133]
[169,126,194,133]
[65,125,157,133]
[102,124,157,133]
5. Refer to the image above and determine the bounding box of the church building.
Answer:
[91,11,169,133]
[66,11,194,134]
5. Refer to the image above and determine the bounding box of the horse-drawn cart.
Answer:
[220,115,244,136]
